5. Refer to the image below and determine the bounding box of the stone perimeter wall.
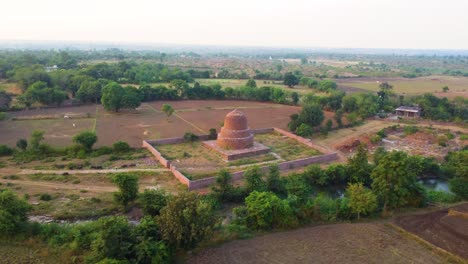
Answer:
[142,127,338,190]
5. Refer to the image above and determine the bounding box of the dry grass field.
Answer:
[339,76,468,96]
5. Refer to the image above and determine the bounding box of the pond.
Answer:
[418,178,451,193]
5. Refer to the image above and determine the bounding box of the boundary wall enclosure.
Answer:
[143,127,338,190]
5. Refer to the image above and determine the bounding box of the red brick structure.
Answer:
[217,109,254,149]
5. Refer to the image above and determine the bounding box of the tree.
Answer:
[291,92,299,105]
[157,192,217,250]
[212,169,234,202]
[283,72,299,88]
[325,119,333,132]
[377,82,393,111]
[77,80,102,103]
[111,173,139,207]
[243,191,296,230]
[244,166,266,193]
[161,104,174,119]
[295,123,313,137]
[89,216,136,263]
[371,151,424,213]
[318,80,337,92]
[139,189,168,216]
[0,190,31,234]
[346,183,377,220]
[101,82,141,112]
[245,79,257,88]
[0,90,11,111]
[101,82,126,112]
[30,130,44,150]
[266,164,285,196]
[73,131,97,152]
[113,141,131,153]
[16,138,28,151]
[442,86,449,92]
[298,103,324,128]
[347,143,373,185]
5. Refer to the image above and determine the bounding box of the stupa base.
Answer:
[202,140,270,161]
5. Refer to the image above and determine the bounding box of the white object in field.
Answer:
[73,123,76,127]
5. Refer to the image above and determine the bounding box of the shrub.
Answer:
[73,131,98,152]
[94,146,114,156]
[157,192,217,250]
[295,123,313,137]
[244,191,297,230]
[370,135,382,144]
[437,135,448,147]
[39,193,52,201]
[113,141,131,153]
[449,178,468,200]
[111,173,139,207]
[0,112,6,121]
[426,190,459,204]
[139,189,168,216]
[183,132,199,142]
[0,145,13,156]
[16,139,28,151]
[208,128,217,140]
[0,190,31,234]
[403,125,418,136]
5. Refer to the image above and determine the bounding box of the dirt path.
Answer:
[315,119,467,153]
[188,223,448,264]
[0,178,117,192]
[16,168,169,175]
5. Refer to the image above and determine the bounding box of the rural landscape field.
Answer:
[1,0,468,263]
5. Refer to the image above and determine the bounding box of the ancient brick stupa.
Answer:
[203,109,270,161]
[217,109,254,149]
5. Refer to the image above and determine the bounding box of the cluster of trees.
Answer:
[0,172,217,263]
[99,80,300,112]
[211,145,467,232]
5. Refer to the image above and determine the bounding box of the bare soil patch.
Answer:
[188,223,447,264]
[395,203,468,259]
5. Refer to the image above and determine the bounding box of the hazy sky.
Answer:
[2,0,468,49]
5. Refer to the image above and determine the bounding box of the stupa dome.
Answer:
[217,110,254,149]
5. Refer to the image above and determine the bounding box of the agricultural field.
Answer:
[195,78,326,95]
[395,203,468,260]
[156,132,322,180]
[0,100,301,148]
[339,76,468,96]
[187,222,449,264]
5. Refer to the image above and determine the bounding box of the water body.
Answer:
[418,178,451,193]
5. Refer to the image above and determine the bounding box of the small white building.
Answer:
[395,106,421,118]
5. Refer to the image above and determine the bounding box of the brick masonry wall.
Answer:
[143,127,338,191]
[142,140,171,168]
[188,153,338,190]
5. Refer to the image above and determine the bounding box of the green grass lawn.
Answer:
[255,132,322,160]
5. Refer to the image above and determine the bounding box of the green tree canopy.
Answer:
[111,173,139,207]
[157,192,217,250]
[283,72,299,88]
[73,131,98,152]
[0,190,31,234]
[346,183,377,220]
